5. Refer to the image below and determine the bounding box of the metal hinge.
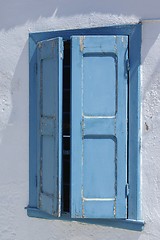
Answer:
[126,59,130,72]
[125,183,130,197]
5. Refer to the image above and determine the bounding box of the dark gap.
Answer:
[62,40,70,213]
[127,44,130,219]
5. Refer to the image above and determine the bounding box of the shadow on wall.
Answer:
[0,42,29,240]
[9,41,28,130]
[10,40,29,182]
[0,41,29,186]
[1,0,160,30]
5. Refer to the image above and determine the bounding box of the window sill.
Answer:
[26,207,145,231]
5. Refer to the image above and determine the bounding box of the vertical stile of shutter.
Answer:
[36,37,63,216]
[71,35,128,218]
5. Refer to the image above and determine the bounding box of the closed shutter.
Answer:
[36,37,63,216]
[71,35,128,218]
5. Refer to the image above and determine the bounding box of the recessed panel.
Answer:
[84,200,114,218]
[83,138,116,199]
[83,56,116,116]
[42,136,56,194]
[42,59,57,116]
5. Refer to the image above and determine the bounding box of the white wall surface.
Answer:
[0,1,160,239]
[0,0,160,29]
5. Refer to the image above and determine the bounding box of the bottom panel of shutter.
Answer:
[83,201,115,218]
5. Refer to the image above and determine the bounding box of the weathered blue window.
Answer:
[27,25,144,231]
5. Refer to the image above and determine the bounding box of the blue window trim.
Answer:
[27,207,144,231]
[28,24,144,231]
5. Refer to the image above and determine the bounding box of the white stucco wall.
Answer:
[0,1,160,239]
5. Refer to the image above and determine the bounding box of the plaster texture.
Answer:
[0,1,160,239]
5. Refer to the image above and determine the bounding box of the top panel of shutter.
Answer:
[36,37,63,217]
[71,35,128,219]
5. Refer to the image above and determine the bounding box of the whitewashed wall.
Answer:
[0,1,160,239]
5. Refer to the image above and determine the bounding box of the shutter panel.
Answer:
[37,38,63,216]
[71,36,128,218]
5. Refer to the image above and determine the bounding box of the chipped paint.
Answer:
[114,149,117,218]
[58,177,62,217]
[81,115,85,218]
[60,52,63,59]
[84,116,116,119]
[39,156,43,208]
[79,36,85,52]
[37,42,42,48]
[81,188,85,218]
[81,115,85,139]
[114,198,116,218]
[83,198,115,201]
[113,106,117,217]
[114,36,118,54]
[60,40,64,59]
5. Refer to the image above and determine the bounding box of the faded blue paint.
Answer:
[71,35,128,218]
[36,37,63,216]
[29,36,38,208]
[30,24,139,42]
[28,24,142,226]
[128,26,142,220]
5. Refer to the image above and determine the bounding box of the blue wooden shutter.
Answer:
[36,38,63,216]
[71,36,128,218]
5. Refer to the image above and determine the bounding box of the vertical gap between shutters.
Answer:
[126,47,129,219]
[62,40,71,213]
[39,59,43,209]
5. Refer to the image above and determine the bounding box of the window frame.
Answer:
[27,24,144,231]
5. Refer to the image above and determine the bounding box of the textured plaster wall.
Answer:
[0,1,160,239]
[141,22,160,240]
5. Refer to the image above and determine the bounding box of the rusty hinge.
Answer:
[126,59,130,72]
[125,183,130,197]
